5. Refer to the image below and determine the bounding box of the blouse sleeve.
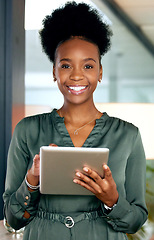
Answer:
[3,119,40,230]
[101,129,148,233]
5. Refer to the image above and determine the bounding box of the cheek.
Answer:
[88,71,100,83]
[56,79,63,88]
[56,78,67,94]
[93,80,98,91]
[56,81,64,95]
[55,69,69,81]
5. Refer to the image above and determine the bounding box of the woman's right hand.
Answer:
[26,154,40,188]
[23,154,40,218]
[26,143,58,188]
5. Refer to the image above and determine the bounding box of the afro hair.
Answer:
[39,1,112,62]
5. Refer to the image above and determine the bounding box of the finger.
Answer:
[33,154,40,165]
[103,164,112,179]
[83,167,102,183]
[73,178,97,194]
[34,154,40,160]
[49,143,58,147]
[75,171,102,193]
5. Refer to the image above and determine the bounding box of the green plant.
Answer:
[127,160,154,240]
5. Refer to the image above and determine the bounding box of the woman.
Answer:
[3,2,148,240]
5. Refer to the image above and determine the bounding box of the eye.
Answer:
[84,65,93,69]
[61,64,71,69]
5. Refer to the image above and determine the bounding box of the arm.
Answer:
[3,119,40,230]
[103,129,148,233]
[74,129,148,233]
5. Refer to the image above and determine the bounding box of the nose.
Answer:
[70,67,84,81]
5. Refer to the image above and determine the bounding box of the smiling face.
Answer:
[53,38,102,107]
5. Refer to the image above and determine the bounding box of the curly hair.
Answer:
[39,1,112,62]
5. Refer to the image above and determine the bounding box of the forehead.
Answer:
[55,38,100,62]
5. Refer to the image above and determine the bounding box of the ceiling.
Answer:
[92,0,154,80]
[114,0,154,45]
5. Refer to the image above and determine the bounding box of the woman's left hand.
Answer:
[73,164,119,207]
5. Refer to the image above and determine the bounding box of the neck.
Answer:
[60,101,99,125]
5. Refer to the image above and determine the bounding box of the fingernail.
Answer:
[104,164,108,169]
[76,172,81,177]
[73,179,78,183]
[83,167,89,172]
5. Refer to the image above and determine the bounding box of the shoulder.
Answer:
[14,111,54,135]
[106,114,139,136]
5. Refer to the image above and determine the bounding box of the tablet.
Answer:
[40,146,109,195]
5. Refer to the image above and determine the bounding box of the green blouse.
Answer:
[3,109,148,240]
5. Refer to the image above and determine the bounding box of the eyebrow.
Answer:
[60,58,71,62]
[59,58,96,63]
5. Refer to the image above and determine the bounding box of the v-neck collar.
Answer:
[52,108,108,148]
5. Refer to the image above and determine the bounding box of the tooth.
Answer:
[69,86,86,91]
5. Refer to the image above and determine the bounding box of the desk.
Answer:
[0,221,23,240]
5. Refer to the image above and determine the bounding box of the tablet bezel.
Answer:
[40,146,109,195]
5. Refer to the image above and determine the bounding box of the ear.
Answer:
[53,65,56,82]
[98,65,103,82]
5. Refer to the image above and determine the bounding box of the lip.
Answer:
[66,85,88,95]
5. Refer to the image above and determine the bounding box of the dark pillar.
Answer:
[0,0,25,220]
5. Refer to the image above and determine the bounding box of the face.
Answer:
[53,38,102,106]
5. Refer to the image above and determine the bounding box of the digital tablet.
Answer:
[40,146,109,195]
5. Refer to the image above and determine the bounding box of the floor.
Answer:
[0,221,23,240]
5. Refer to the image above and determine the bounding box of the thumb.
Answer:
[49,143,58,147]
[103,164,112,179]
[33,154,40,165]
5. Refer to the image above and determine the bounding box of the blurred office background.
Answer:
[25,0,154,108]
[0,0,154,239]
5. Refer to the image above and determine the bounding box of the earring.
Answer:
[54,78,57,82]
[98,79,101,83]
